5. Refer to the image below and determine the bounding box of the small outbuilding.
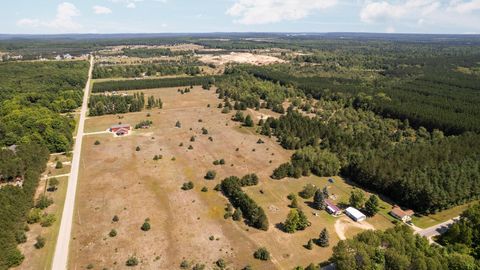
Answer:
[390,206,414,222]
[345,207,366,222]
[325,199,342,216]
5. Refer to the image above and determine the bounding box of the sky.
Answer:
[2,0,480,34]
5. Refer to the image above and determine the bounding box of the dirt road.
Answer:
[51,56,94,270]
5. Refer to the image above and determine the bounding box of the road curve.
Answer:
[51,56,94,270]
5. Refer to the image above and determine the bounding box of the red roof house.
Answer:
[325,199,342,216]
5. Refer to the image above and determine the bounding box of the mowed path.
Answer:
[51,56,94,270]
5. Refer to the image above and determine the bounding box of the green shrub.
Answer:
[253,247,270,261]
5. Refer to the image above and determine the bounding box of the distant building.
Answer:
[110,124,131,136]
[325,199,342,216]
[390,206,414,222]
[63,54,73,60]
[55,55,62,60]
[345,207,366,222]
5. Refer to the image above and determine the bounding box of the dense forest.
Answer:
[214,71,480,214]
[92,76,218,92]
[0,60,88,268]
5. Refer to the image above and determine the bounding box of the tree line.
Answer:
[93,63,201,79]
[92,76,219,92]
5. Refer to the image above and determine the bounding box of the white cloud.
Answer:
[226,0,338,25]
[93,5,112,15]
[359,0,480,32]
[17,2,82,31]
[448,0,480,13]
[108,0,144,8]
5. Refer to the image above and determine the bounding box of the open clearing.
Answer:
[71,86,393,269]
[199,52,286,66]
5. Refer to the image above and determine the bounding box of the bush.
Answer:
[48,178,59,191]
[201,127,208,135]
[27,208,42,224]
[15,231,27,244]
[299,184,317,199]
[181,181,194,190]
[34,236,46,249]
[141,219,151,231]
[35,195,53,209]
[135,146,141,151]
[112,215,119,222]
[253,247,270,260]
[55,161,63,169]
[40,214,56,227]
[94,140,101,145]
[201,186,208,192]
[239,174,259,186]
[216,258,226,269]
[109,229,117,237]
[180,260,189,269]
[126,256,139,266]
[204,170,216,180]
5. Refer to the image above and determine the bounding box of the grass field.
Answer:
[70,86,395,270]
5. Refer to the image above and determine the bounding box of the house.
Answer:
[325,199,342,216]
[110,124,131,136]
[345,207,366,222]
[390,206,414,222]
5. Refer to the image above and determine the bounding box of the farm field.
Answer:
[71,86,395,269]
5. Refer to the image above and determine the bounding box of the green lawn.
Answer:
[412,200,478,228]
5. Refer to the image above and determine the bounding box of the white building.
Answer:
[345,207,366,222]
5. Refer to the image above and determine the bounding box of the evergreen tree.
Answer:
[306,239,313,250]
[313,189,325,210]
[244,115,254,127]
[364,195,380,217]
[318,228,329,247]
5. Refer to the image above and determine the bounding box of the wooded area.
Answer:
[0,60,88,268]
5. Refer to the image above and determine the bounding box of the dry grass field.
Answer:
[71,86,394,270]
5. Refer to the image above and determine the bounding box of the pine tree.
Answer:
[244,115,254,127]
[306,239,313,250]
[322,186,329,198]
[318,228,329,247]
[297,209,310,230]
[313,189,325,210]
[364,195,380,217]
[284,209,300,233]
[290,196,299,208]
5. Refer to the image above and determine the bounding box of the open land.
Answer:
[71,86,394,270]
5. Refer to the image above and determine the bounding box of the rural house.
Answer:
[325,199,342,216]
[390,206,414,222]
[345,207,366,222]
[110,124,131,136]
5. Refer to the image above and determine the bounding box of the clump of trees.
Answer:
[253,247,270,261]
[283,209,310,233]
[220,176,269,230]
[146,95,163,109]
[181,181,194,190]
[134,120,153,129]
[89,92,145,116]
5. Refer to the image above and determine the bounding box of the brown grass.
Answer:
[70,86,393,270]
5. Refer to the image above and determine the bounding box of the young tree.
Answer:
[55,161,63,169]
[290,196,299,208]
[322,186,329,198]
[244,115,254,127]
[364,195,380,217]
[126,256,139,266]
[349,190,366,209]
[175,121,181,128]
[306,239,314,250]
[318,228,329,247]
[284,209,300,233]
[313,189,325,210]
[109,229,117,237]
[141,219,151,231]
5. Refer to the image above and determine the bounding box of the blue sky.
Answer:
[2,0,480,34]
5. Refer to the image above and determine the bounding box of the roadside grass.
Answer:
[412,200,479,228]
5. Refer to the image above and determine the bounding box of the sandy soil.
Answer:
[199,52,286,66]
[334,217,375,240]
